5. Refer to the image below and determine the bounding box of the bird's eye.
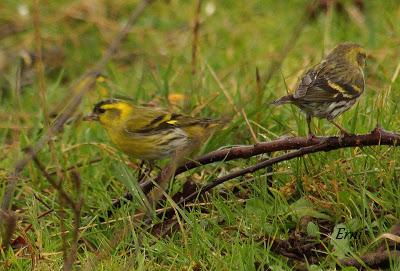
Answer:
[98,108,106,114]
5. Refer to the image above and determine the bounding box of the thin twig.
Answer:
[32,157,76,209]
[48,157,103,176]
[191,0,202,75]
[34,193,52,210]
[33,158,83,270]
[22,209,54,233]
[205,62,256,143]
[64,171,83,271]
[33,0,49,125]
[206,62,239,114]
[241,108,258,143]
[59,198,68,269]
[255,67,262,129]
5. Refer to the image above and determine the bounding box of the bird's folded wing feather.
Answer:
[293,68,318,99]
[123,110,208,134]
[122,104,219,136]
[293,66,363,102]
[122,107,177,134]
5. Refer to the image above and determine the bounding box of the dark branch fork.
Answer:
[137,126,400,196]
[161,127,398,208]
[177,126,399,175]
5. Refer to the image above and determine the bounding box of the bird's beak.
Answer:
[83,113,99,121]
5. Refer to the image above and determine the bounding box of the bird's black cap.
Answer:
[92,99,119,114]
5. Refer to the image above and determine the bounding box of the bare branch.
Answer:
[176,127,400,175]
[176,127,399,204]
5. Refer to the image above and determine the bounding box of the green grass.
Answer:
[1,0,400,270]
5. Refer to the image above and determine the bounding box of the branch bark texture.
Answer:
[177,127,400,176]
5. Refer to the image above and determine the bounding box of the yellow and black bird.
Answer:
[273,42,366,138]
[84,99,222,162]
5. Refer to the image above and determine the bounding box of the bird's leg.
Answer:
[137,160,146,182]
[147,160,155,174]
[140,160,156,184]
[306,114,316,142]
[329,120,352,137]
[152,163,162,171]
[137,160,155,183]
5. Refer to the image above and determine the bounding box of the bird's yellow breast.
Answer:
[105,126,190,160]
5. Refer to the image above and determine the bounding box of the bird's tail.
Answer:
[203,116,230,129]
[271,95,294,106]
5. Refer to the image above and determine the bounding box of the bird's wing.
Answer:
[122,104,220,139]
[294,64,364,102]
[293,68,319,99]
[123,111,184,134]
